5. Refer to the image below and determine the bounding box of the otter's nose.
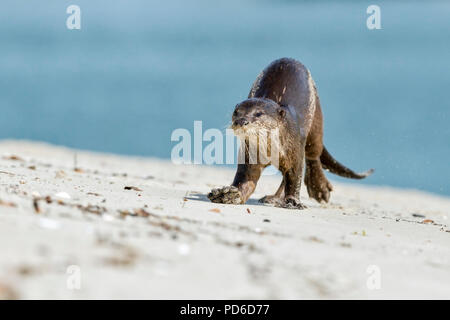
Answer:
[233,118,249,127]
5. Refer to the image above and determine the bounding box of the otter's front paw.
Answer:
[207,186,242,204]
[281,196,307,210]
[259,195,283,206]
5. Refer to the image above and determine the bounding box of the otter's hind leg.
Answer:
[304,159,333,203]
[259,178,285,206]
[304,99,333,203]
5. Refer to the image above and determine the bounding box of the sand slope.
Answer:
[0,140,448,299]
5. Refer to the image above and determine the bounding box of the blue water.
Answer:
[0,0,449,195]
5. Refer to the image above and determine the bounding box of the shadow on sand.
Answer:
[186,192,263,206]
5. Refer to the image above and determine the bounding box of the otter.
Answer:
[208,58,373,209]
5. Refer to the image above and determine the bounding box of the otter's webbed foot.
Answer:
[207,186,242,204]
[259,195,283,206]
[281,196,307,210]
[304,162,333,203]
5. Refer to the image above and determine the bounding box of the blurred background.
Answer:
[0,0,449,195]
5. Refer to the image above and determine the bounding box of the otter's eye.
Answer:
[233,110,238,116]
[255,111,263,117]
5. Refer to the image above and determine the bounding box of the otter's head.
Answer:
[230,98,285,138]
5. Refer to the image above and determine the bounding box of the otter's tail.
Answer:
[320,146,374,179]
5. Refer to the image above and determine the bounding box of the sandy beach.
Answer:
[0,140,448,299]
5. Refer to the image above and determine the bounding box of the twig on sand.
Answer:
[0,171,15,176]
